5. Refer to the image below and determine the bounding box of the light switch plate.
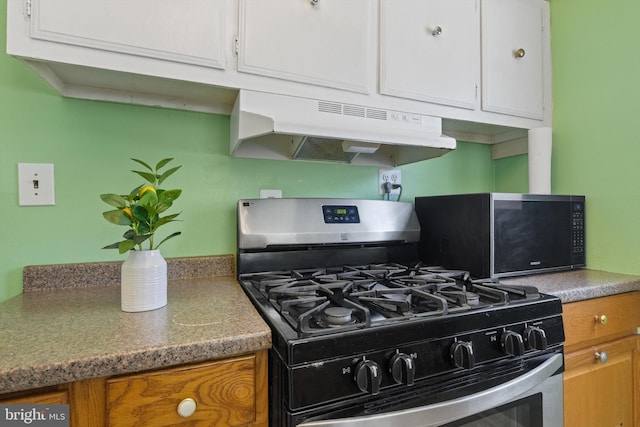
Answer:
[18,163,55,206]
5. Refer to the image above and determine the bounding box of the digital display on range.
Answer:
[323,205,360,223]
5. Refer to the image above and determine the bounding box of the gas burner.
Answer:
[324,307,353,324]
[320,307,357,328]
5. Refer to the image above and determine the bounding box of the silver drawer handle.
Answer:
[595,351,608,364]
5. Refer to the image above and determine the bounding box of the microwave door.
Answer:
[493,200,572,275]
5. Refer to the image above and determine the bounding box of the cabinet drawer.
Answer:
[563,335,639,427]
[107,355,257,427]
[563,292,640,352]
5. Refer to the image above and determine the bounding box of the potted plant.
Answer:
[100,158,182,312]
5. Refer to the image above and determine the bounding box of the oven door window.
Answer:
[444,394,542,427]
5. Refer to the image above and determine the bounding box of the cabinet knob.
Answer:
[310,0,319,6]
[432,26,442,37]
[515,48,526,58]
[595,314,608,325]
[595,351,608,364]
[177,398,197,418]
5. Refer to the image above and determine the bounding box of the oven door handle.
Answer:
[299,353,563,427]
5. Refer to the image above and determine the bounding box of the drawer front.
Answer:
[563,335,638,427]
[107,355,256,427]
[563,292,640,352]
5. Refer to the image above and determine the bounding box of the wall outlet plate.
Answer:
[18,163,55,206]
[260,189,282,198]
[378,168,402,195]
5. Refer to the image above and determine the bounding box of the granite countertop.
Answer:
[502,268,640,303]
[2,257,639,396]
[0,255,271,395]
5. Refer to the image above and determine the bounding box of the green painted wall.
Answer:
[8,0,634,303]
[494,0,640,275]
[0,0,494,302]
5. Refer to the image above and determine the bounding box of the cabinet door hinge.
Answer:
[233,36,239,56]
[25,0,32,17]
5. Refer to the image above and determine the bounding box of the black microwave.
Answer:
[414,193,586,279]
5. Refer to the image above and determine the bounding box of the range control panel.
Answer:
[323,205,360,224]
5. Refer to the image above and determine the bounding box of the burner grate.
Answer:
[238,263,542,337]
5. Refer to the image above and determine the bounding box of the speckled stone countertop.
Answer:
[502,269,640,303]
[0,255,271,395]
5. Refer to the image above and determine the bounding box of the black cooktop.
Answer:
[239,263,543,336]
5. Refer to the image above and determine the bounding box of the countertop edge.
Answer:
[1,260,273,395]
[1,332,271,394]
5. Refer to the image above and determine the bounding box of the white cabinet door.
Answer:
[482,0,547,119]
[237,0,374,94]
[30,0,227,69]
[380,0,479,110]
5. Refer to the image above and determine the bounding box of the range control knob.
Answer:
[524,326,548,351]
[450,341,475,370]
[354,359,382,395]
[389,352,416,386]
[501,331,525,356]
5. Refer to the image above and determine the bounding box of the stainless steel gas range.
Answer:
[236,198,565,427]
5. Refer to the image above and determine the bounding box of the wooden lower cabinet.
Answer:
[107,353,265,427]
[563,292,640,427]
[0,351,268,427]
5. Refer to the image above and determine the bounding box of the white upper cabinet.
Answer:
[482,0,547,119]
[6,0,550,147]
[29,0,227,69]
[236,0,374,94]
[380,0,549,121]
[380,0,479,110]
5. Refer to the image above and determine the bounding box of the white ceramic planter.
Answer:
[120,250,167,312]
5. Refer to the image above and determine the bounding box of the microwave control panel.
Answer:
[571,201,586,262]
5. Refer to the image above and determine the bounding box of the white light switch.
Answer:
[18,163,55,206]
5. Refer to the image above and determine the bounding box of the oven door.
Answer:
[298,353,562,427]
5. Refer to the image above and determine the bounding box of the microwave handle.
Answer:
[298,353,562,427]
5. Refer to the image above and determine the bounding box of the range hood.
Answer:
[230,90,456,167]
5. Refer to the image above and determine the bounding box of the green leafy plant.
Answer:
[100,158,182,254]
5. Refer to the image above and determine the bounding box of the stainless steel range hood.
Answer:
[230,90,456,167]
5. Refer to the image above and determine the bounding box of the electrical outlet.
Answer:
[18,163,55,206]
[378,168,402,195]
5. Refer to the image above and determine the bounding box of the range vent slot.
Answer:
[343,105,366,118]
[318,101,342,114]
[318,101,390,121]
[366,108,388,121]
